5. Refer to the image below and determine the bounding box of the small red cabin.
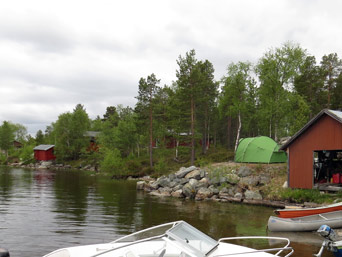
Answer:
[33,145,56,161]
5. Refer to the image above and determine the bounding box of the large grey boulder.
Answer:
[180,178,190,185]
[259,174,271,185]
[200,169,206,178]
[168,181,178,188]
[196,178,209,189]
[157,176,171,187]
[172,184,183,191]
[189,178,199,188]
[196,188,213,200]
[226,174,240,185]
[175,166,197,178]
[239,176,259,187]
[237,166,252,177]
[159,187,172,196]
[171,190,184,198]
[149,181,160,190]
[234,192,243,200]
[245,190,263,200]
[136,181,146,190]
[168,174,176,181]
[182,183,197,198]
[185,169,201,180]
[208,185,219,195]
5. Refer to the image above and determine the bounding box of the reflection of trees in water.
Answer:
[0,166,14,203]
[136,196,274,242]
[52,170,90,226]
[94,179,139,235]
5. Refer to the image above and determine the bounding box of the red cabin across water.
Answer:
[33,145,56,161]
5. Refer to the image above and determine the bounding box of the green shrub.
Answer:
[0,153,6,164]
[206,148,235,162]
[195,157,210,167]
[140,166,155,177]
[126,159,142,173]
[280,188,332,204]
[154,157,168,176]
[100,148,124,176]
[19,144,34,162]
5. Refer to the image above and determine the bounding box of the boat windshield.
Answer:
[112,222,176,243]
[166,222,218,256]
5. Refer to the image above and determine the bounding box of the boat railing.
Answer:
[110,221,180,244]
[216,236,293,257]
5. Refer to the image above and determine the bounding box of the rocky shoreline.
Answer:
[7,161,98,171]
[137,165,318,209]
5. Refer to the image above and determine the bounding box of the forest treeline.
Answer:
[1,42,342,175]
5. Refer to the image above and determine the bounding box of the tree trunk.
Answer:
[207,117,210,151]
[149,104,153,168]
[175,139,179,159]
[202,118,207,154]
[269,117,272,138]
[190,97,195,165]
[234,111,242,152]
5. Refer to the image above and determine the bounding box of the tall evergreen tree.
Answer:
[135,73,160,168]
[196,60,219,154]
[176,49,201,165]
[294,56,325,118]
[332,72,342,110]
[35,130,45,145]
[320,53,342,108]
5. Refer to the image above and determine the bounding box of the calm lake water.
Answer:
[0,166,333,257]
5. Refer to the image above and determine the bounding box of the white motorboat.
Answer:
[42,221,293,257]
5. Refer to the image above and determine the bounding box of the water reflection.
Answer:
[0,166,14,204]
[0,167,335,257]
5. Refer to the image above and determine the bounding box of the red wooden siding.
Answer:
[34,148,56,161]
[288,115,342,188]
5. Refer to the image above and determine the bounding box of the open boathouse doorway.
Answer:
[314,150,342,191]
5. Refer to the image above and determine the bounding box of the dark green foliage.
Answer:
[125,159,142,174]
[0,121,15,158]
[18,144,35,162]
[100,148,124,176]
[35,130,45,145]
[54,104,90,161]
[280,189,333,204]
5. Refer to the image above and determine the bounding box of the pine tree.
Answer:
[135,73,160,167]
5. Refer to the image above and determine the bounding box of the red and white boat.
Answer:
[274,202,342,218]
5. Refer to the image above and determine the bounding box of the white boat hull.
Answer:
[43,221,293,257]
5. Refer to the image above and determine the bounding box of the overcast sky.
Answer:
[1,0,342,135]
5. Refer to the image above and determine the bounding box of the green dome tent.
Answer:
[234,136,287,163]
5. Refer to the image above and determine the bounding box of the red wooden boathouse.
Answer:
[33,144,56,161]
[280,109,342,189]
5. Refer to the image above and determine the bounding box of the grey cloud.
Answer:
[0,17,75,53]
